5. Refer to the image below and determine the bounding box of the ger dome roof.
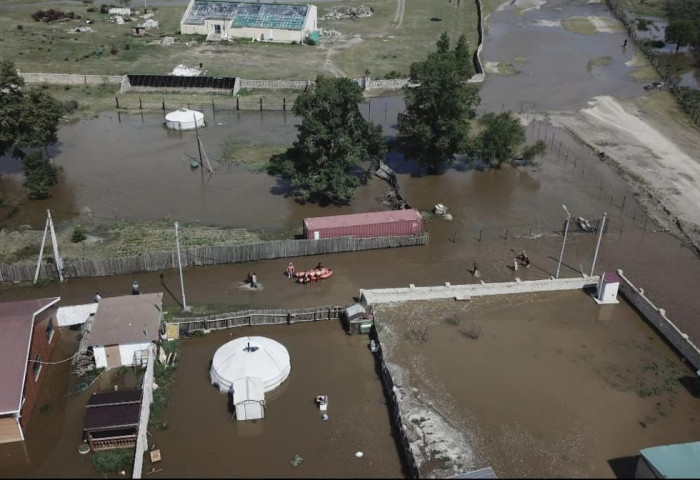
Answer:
[165,108,204,123]
[210,336,291,394]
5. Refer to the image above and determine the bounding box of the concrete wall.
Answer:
[360,275,598,305]
[617,269,700,372]
[119,342,151,367]
[93,346,108,369]
[20,72,124,85]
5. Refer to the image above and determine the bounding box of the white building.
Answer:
[180,0,318,44]
[87,293,163,369]
[232,377,265,420]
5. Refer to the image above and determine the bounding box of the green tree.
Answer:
[398,33,480,173]
[475,112,526,167]
[20,151,58,199]
[664,20,696,52]
[268,76,386,204]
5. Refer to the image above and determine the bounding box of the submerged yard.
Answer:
[375,290,700,477]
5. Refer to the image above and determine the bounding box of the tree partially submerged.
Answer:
[268,76,386,204]
[398,33,480,173]
[475,112,547,167]
[0,58,63,198]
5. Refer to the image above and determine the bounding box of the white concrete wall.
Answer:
[119,342,151,367]
[56,304,97,327]
[93,342,151,369]
[93,346,108,370]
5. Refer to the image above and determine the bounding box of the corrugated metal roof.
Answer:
[0,298,60,415]
[184,0,309,30]
[304,209,422,231]
[640,442,700,478]
[87,293,163,347]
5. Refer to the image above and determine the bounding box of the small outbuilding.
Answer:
[87,293,163,369]
[83,390,142,451]
[593,271,620,305]
[231,377,265,421]
[165,108,205,131]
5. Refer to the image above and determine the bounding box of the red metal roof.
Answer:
[602,272,621,284]
[304,209,422,230]
[0,298,60,415]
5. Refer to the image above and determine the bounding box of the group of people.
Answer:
[92,280,140,302]
[297,262,329,284]
[245,271,258,288]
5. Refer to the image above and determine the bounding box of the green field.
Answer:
[1,0,490,80]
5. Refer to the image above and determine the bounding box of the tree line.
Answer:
[664,0,700,58]
[269,32,547,204]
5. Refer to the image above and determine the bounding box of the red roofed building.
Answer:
[303,209,423,240]
[0,297,60,444]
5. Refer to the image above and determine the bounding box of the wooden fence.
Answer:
[1,234,429,283]
[169,305,347,333]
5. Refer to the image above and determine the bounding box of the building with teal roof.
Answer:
[635,441,700,478]
[180,0,318,44]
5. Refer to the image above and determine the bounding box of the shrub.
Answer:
[87,7,96,12]
[17,25,23,30]
[21,152,58,199]
[92,449,134,474]
[61,99,79,112]
[99,4,109,14]
[123,43,131,50]
[110,47,118,55]
[71,225,87,243]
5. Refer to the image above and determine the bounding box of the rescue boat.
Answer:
[296,268,333,283]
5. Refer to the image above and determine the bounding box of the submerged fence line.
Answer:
[1,234,428,283]
[169,304,348,333]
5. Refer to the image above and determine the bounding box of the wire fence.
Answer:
[114,95,296,112]
[604,0,700,125]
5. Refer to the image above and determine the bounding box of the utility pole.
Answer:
[174,222,189,311]
[34,210,63,283]
[590,212,607,276]
[34,214,50,284]
[556,204,571,279]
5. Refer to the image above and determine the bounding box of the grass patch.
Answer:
[149,361,176,430]
[39,403,52,415]
[92,449,134,474]
[587,55,613,74]
[485,61,520,76]
[610,0,666,18]
[635,358,684,398]
[628,51,659,82]
[163,303,251,318]
[561,17,598,35]
[512,55,529,64]
[220,139,287,171]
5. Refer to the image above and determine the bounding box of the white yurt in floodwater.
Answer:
[164,108,205,131]
[210,336,291,395]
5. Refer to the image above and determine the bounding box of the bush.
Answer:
[92,449,134,474]
[636,18,653,30]
[520,140,548,162]
[86,7,96,12]
[62,99,79,112]
[71,225,87,243]
[21,152,58,199]
[110,47,118,55]
[99,4,109,14]
[17,25,23,30]
[123,43,131,50]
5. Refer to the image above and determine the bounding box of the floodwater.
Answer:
[147,321,403,478]
[376,291,700,477]
[3,0,700,476]
[0,98,405,231]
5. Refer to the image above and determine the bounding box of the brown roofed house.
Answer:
[0,297,60,444]
[86,293,163,370]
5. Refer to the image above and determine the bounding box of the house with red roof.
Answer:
[0,297,60,444]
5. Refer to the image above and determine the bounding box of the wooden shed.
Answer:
[83,390,142,451]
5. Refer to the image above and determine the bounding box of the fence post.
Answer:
[259,98,263,111]
[115,97,120,108]
[139,97,142,110]
[283,97,286,111]
[162,101,165,111]
[236,97,239,111]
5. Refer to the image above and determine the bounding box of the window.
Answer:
[32,354,42,380]
[46,317,54,342]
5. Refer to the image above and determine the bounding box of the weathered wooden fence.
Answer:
[169,304,347,333]
[1,234,429,283]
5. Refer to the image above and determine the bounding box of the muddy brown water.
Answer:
[147,321,402,478]
[2,0,700,476]
[377,291,700,477]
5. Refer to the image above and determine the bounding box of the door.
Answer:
[213,24,221,34]
[105,345,121,369]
